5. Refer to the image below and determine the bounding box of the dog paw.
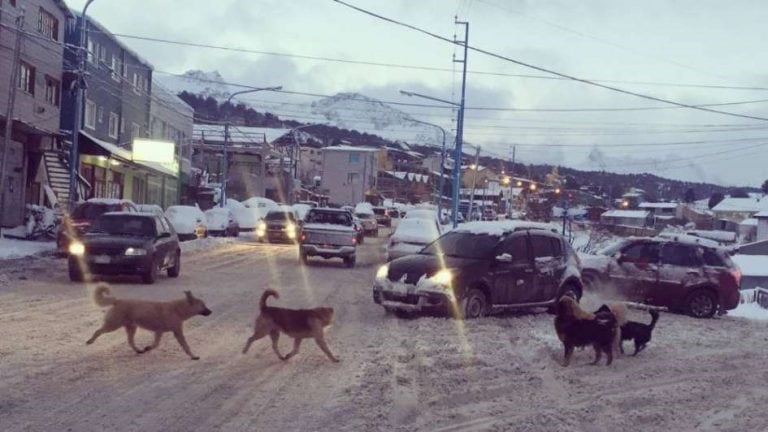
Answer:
[191,356,200,361]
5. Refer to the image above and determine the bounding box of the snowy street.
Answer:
[1,234,768,432]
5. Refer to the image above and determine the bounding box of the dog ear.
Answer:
[185,291,194,304]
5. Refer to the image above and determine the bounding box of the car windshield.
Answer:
[356,213,374,219]
[266,211,295,222]
[89,215,155,237]
[72,203,121,220]
[373,208,386,215]
[306,211,352,226]
[421,232,500,259]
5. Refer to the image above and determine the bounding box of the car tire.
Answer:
[300,251,308,265]
[685,289,717,318]
[461,288,487,319]
[167,251,181,278]
[68,260,84,282]
[344,256,356,268]
[142,258,158,284]
[374,228,379,237]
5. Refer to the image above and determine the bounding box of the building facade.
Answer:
[0,0,71,226]
[320,146,378,206]
[60,12,176,207]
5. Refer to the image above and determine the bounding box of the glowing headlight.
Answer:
[285,222,296,232]
[258,221,267,231]
[125,247,147,256]
[68,242,85,256]
[376,264,389,280]
[430,269,453,286]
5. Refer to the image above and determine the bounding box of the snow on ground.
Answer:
[0,237,55,259]
[728,302,768,320]
[1,235,768,431]
[179,236,237,253]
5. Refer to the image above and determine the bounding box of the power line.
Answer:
[331,0,768,122]
[100,29,768,92]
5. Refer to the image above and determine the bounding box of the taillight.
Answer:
[352,237,357,244]
[300,232,307,242]
[731,269,742,286]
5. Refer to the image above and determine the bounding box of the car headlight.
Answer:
[285,222,296,232]
[430,269,453,286]
[125,247,147,256]
[68,242,85,256]
[376,264,389,280]
[258,221,267,231]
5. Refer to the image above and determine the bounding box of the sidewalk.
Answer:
[0,236,55,260]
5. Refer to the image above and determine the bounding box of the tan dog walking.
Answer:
[242,289,339,362]
[86,283,212,360]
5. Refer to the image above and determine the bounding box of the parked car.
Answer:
[386,217,441,261]
[136,204,164,217]
[165,205,207,241]
[258,208,301,243]
[292,203,313,221]
[404,208,443,232]
[356,212,378,236]
[225,199,259,231]
[297,200,319,208]
[372,207,392,227]
[341,209,365,244]
[373,221,582,319]
[299,208,358,267]
[580,236,741,318]
[204,207,240,237]
[482,208,498,221]
[388,207,401,219]
[57,198,138,253]
[66,212,181,284]
[242,196,278,220]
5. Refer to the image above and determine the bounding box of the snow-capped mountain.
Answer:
[156,70,232,100]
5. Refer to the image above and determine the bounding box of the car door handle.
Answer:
[523,268,534,274]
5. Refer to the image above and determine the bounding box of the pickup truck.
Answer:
[299,208,358,267]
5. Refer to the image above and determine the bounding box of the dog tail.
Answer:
[648,309,660,330]
[260,289,279,311]
[92,283,116,307]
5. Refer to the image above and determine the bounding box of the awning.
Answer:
[79,131,177,178]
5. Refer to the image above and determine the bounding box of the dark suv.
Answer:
[57,199,138,253]
[580,236,741,318]
[372,221,583,319]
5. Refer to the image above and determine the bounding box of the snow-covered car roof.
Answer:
[86,198,136,206]
[392,218,440,243]
[243,197,278,209]
[354,202,374,214]
[452,221,558,236]
[136,204,163,215]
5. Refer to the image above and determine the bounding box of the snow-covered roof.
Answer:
[194,124,292,145]
[733,255,768,277]
[639,202,679,209]
[712,197,768,213]
[452,221,557,236]
[323,145,379,152]
[755,210,768,218]
[392,218,440,243]
[601,210,650,219]
[740,218,759,226]
[686,230,737,242]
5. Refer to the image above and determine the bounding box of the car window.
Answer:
[422,232,500,259]
[621,242,660,264]
[530,234,556,258]
[499,235,529,263]
[702,248,725,267]
[155,218,166,235]
[661,244,701,267]
[162,217,175,234]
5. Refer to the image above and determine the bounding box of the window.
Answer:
[347,172,359,184]
[37,8,59,41]
[87,39,97,63]
[110,55,121,81]
[132,73,140,94]
[44,76,59,106]
[98,45,106,64]
[131,123,141,140]
[702,248,726,267]
[500,235,529,263]
[18,62,35,94]
[84,100,96,129]
[530,235,559,258]
[108,113,119,138]
[621,242,660,265]
[120,117,125,134]
[349,153,360,164]
[661,244,701,267]
[97,106,104,124]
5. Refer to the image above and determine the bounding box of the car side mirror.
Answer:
[496,253,513,263]
[158,232,171,239]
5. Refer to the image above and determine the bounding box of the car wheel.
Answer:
[374,228,379,237]
[461,288,487,319]
[344,256,356,268]
[68,260,84,282]
[233,227,240,237]
[167,251,181,278]
[300,251,308,265]
[685,289,717,318]
[142,258,158,284]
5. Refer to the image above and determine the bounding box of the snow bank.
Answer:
[729,302,768,320]
[0,237,55,259]
[179,236,235,253]
[165,205,206,234]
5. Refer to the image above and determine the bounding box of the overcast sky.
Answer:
[66,0,768,187]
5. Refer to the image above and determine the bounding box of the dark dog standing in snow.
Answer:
[620,309,660,355]
[555,296,617,367]
[242,289,339,362]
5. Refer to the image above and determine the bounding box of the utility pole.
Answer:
[0,10,25,231]
[452,18,469,228]
[466,146,481,221]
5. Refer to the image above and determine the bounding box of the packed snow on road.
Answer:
[1,233,767,432]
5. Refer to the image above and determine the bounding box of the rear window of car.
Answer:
[72,203,121,220]
[661,243,701,267]
[92,215,156,237]
[373,208,387,215]
[307,210,352,225]
[266,211,295,221]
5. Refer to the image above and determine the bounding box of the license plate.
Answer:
[92,255,111,264]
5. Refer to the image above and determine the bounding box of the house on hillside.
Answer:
[0,0,74,226]
[320,146,379,205]
[756,211,768,242]
[711,197,768,225]
[600,209,652,228]
[639,202,681,228]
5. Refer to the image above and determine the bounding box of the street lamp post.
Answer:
[400,90,463,227]
[288,123,326,204]
[220,86,282,208]
[68,0,97,212]
[402,116,447,218]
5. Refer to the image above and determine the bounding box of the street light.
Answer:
[287,123,327,204]
[400,89,464,227]
[220,86,282,207]
[401,116,447,218]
